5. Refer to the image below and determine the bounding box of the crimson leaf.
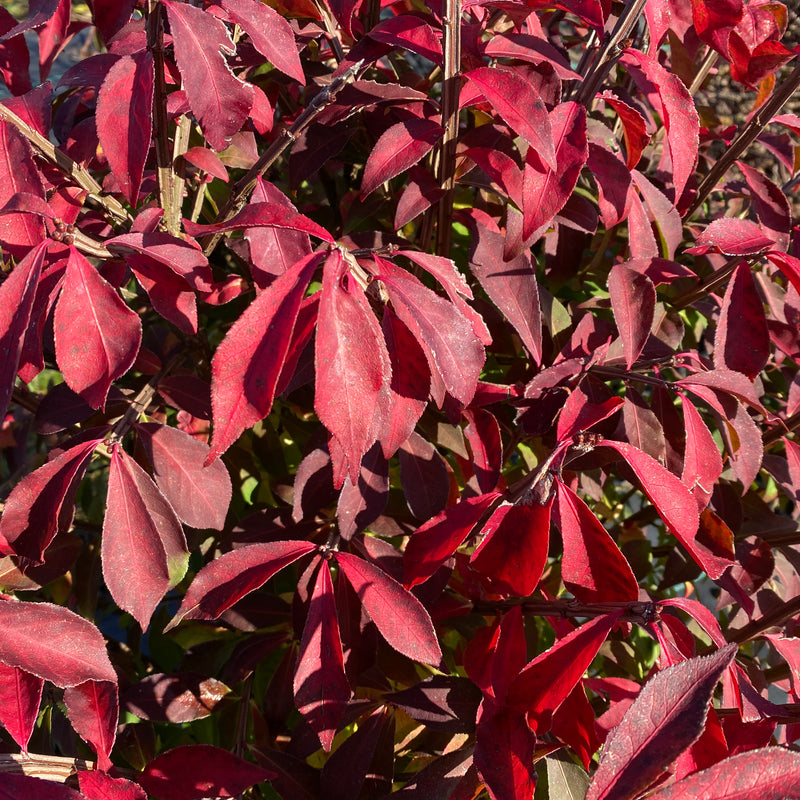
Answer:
[64,680,118,772]
[0,663,43,752]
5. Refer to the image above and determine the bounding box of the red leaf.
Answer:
[294,559,351,751]
[469,221,542,363]
[600,440,728,576]
[183,202,334,239]
[166,541,316,629]
[470,500,551,597]
[96,52,153,207]
[484,33,577,79]
[0,119,46,255]
[714,263,769,379]
[648,747,800,800]
[315,250,389,485]
[0,241,46,423]
[138,744,274,800]
[465,67,556,170]
[372,256,485,406]
[208,252,320,462]
[680,395,723,511]
[0,599,117,686]
[369,15,443,65]
[556,385,623,443]
[377,307,430,458]
[79,771,147,800]
[507,613,621,731]
[463,408,503,493]
[766,251,800,297]
[399,432,451,520]
[220,0,304,84]
[404,492,501,588]
[0,774,83,800]
[474,702,537,800]
[136,423,232,530]
[522,101,588,240]
[0,438,100,563]
[600,91,650,169]
[104,446,189,631]
[64,679,118,771]
[163,1,253,152]
[336,551,442,665]
[0,8,32,95]
[689,217,776,256]
[607,263,656,369]
[737,161,790,250]
[622,50,699,202]
[586,644,737,800]
[0,663,43,752]
[360,118,443,199]
[54,247,142,410]
[556,482,639,603]
[106,232,214,293]
[675,368,765,414]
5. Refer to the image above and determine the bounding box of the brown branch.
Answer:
[473,597,659,626]
[725,594,800,644]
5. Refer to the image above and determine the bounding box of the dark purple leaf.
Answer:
[586,645,737,800]
[337,442,389,540]
[123,673,230,723]
[463,408,502,493]
[399,432,451,521]
[387,676,481,733]
[0,774,83,800]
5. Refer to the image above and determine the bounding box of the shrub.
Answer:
[1,0,800,798]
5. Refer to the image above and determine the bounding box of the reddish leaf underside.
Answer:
[64,679,118,772]
[336,551,442,666]
[293,559,351,751]
[103,446,189,631]
[163,1,253,152]
[586,644,737,800]
[0,663,43,752]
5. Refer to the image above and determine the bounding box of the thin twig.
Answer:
[685,58,800,219]
[670,256,747,311]
[435,0,461,257]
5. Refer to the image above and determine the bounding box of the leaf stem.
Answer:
[669,256,747,311]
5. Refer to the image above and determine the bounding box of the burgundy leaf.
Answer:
[106,232,214,292]
[404,492,501,588]
[244,179,312,289]
[556,482,639,603]
[465,67,556,170]
[0,774,83,800]
[123,672,231,723]
[0,241,46,422]
[463,408,503,493]
[53,246,141,410]
[648,747,800,800]
[675,369,765,414]
[163,1,253,152]
[294,559,351,751]
[470,500,551,597]
[104,446,189,630]
[469,221,542,363]
[622,50,699,202]
[766,251,800,297]
[621,387,666,463]
[0,663,43,752]
[369,15,443,65]
[0,119,46,255]
[474,702,537,800]
[607,263,656,368]
[360,118,443,199]
[79,771,147,800]
[690,217,776,256]
[377,306,430,458]
[465,146,524,209]
[182,146,228,181]
[96,52,153,207]
[64,679,118,771]
[522,101,588,240]
[0,599,116,686]
[372,256,484,406]
[587,143,632,228]
[0,8,32,96]
[399,432,451,521]
[737,161,790,250]
[484,33,577,79]
[386,675,482,733]
[556,386,623,443]
[680,395,723,511]
[135,423,231,530]
[138,744,274,800]
[714,262,769,378]
[336,551,442,665]
[586,644,737,800]
[166,541,316,629]
[507,613,621,731]
[220,0,304,84]
[337,442,389,540]
[208,252,321,462]
[0,438,100,563]
[315,249,389,485]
